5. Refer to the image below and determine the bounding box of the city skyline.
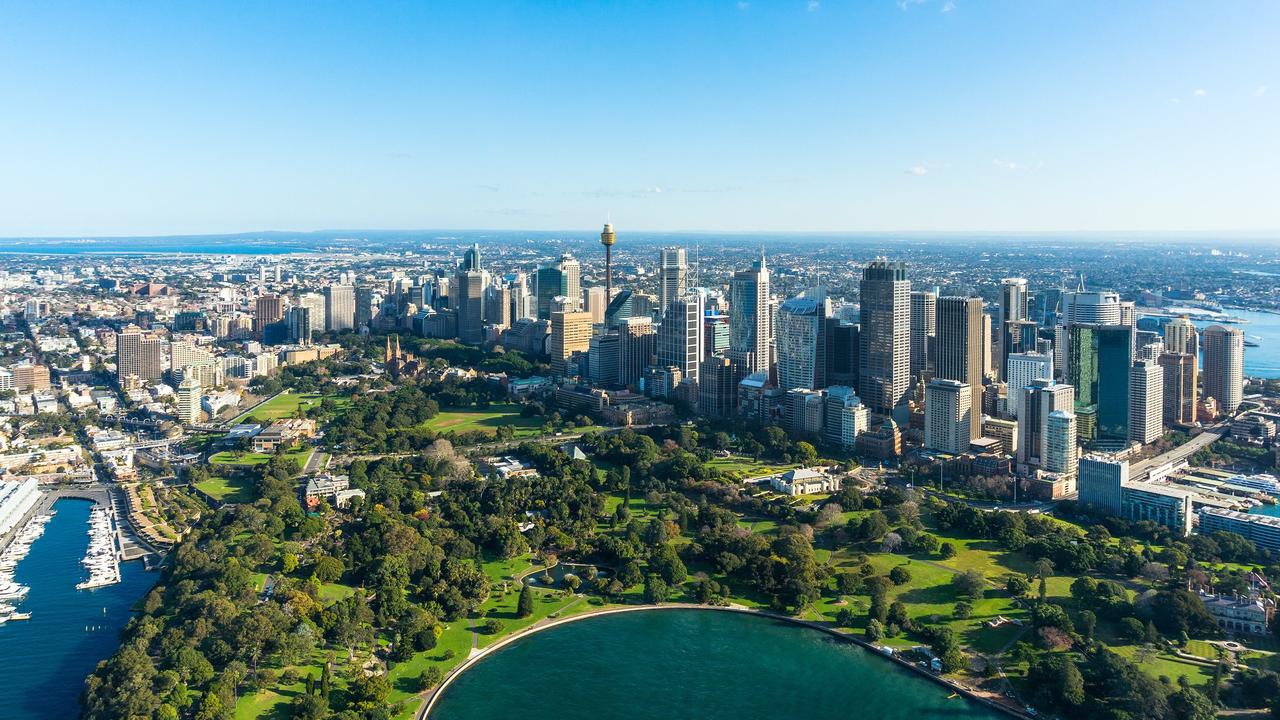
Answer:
[2,1,1277,237]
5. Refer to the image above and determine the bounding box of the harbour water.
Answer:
[430,609,1003,720]
[0,499,155,720]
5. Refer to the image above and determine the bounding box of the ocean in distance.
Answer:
[430,608,1003,720]
[0,499,156,720]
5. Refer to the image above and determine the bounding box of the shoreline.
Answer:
[415,603,1029,720]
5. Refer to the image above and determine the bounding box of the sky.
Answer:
[0,1,1277,237]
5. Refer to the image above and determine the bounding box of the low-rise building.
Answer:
[303,474,365,510]
[768,467,842,496]
[253,418,316,452]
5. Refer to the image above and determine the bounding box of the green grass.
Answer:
[705,455,799,480]
[1110,643,1216,689]
[195,475,256,503]
[209,446,314,468]
[233,391,348,425]
[419,404,546,438]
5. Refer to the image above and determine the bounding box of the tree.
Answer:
[953,602,972,619]
[418,666,444,692]
[889,565,912,586]
[347,672,390,710]
[1027,654,1085,710]
[866,618,885,641]
[643,575,669,604]
[1006,575,1031,598]
[1034,557,1054,602]
[517,583,534,618]
[939,542,957,559]
[952,570,986,600]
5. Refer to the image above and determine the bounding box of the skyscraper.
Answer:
[462,243,481,271]
[824,386,869,451]
[116,324,165,383]
[1006,351,1054,420]
[455,270,487,344]
[1163,316,1199,356]
[729,251,771,377]
[324,284,355,332]
[924,378,971,454]
[776,290,830,391]
[858,259,911,417]
[1158,352,1197,426]
[1067,323,1134,446]
[1203,325,1244,414]
[934,296,984,441]
[549,310,592,376]
[254,294,284,338]
[618,317,656,386]
[658,246,688,316]
[657,293,705,386]
[909,290,936,379]
[1128,359,1164,445]
[1017,379,1075,468]
[698,355,737,418]
[355,287,379,329]
[299,292,327,335]
[1044,410,1078,476]
[1078,455,1127,516]
[583,286,608,324]
[176,375,201,425]
[536,257,579,319]
[1000,278,1029,324]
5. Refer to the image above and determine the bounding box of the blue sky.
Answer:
[0,1,1276,236]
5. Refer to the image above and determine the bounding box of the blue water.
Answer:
[0,499,157,719]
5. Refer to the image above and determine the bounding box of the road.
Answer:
[1128,423,1228,481]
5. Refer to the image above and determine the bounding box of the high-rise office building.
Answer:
[1158,352,1198,426]
[1078,455,1127,515]
[1044,410,1078,476]
[657,293,705,386]
[176,375,201,425]
[299,293,327,335]
[455,270,487,345]
[934,296,984,441]
[909,290,936,378]
[323,284,355,332]
[462,243,481,271]
[729,251,771,377]
[1203,325,1244,415]
[536,256,580,319]
[1000,278,1029,324]
[776,290,830,391]
[1060,288,1122,325]
[1128,359,1164,445]
[1067,323,1134,446]
[254,294,284,338]
[485,284,512,329]
[1163,316,1199,356]
[1001,319,1039,380]
[116,324,165,383]
[783,388,825,436]
[355,287,379,329]
[618,317,656,387]
[858,260,911,417]
[588,332,621,387]
[1017,379,1075,468]
[826,319,859,388]
[287,306,313,344]
[549,310,592,376]
[583,286,608,324]
[824,386,869,451]
[698,355,737,418]
[658,247,688,315]
[924,378,972,454]
[1006,351,1054,420]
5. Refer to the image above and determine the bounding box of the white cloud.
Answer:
[992,158,1043,171]
[1193,88,1207,98]
[807,0,820,11]
[1255,85,1268,97]
[941,1,955,11]
[906,165,929,176]
[897,0,926,9]
[736,1,750,10]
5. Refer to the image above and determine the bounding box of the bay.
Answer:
[430,608,1004,720]
[0,499,157,720]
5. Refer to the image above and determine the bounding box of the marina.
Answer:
[0,498,158,720]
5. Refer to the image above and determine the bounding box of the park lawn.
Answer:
[480,554,539,586]
[233,391,349,425]
[210,446,314,469]
[420,404,544,437]
[475,585,585,648]
[195,475,256,503]
[384,621,475,707]
[318,582,357,605]
[705,455,798,481]
[1110,643,1216,689]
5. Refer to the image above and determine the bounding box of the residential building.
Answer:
[1203,325,1244,415]
[1128,359,1164,445]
